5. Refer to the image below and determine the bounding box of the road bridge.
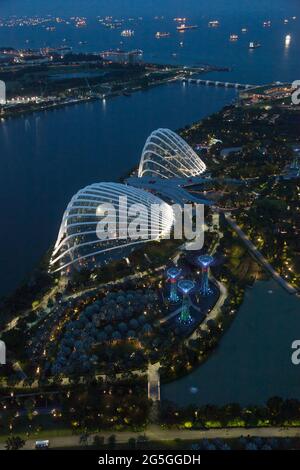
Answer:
[182,78,255,90]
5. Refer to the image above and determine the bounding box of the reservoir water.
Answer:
[162,280,300,406]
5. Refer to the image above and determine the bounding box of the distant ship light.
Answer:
[285,34,291,47]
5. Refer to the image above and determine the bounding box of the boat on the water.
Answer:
[208,20,219,28]
[121,29,134,37]
[285,34,291,47]
[263,20,271,27]
[177,23,198,32]
[155,32,170,39]
[249,41,261,49]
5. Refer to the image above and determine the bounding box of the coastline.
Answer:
[0,62,231,121]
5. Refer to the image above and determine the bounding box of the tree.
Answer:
[93,435,104,448]
[79,432,90,447]
[24,398,36,421]
[127,438,136,449]
[267,396,284,422]
[107,434,116,449]
[5,436,25,450]
[137,434,149,448]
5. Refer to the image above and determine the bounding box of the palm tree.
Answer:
[5,436,25,450]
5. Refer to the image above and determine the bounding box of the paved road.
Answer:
[190,278,228,339]
[147,363,161,402]
[1,426,300,450]
[225,214,298,295]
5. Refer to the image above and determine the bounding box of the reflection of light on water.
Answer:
[190,386,198,394]
[285,34,291,47]
[268,290,273,294]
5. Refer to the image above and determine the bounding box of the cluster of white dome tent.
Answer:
[50,128,207,273]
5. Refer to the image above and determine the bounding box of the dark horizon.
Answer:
[0,0,297,19]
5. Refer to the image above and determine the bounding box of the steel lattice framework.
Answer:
[138,128,206,179]
[50,182,174,273]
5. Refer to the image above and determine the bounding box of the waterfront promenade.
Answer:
[1,426,299,450]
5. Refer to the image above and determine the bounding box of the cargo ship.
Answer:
[263,20,271,27]
[177,23,198,32]
[208,20,220,27]
[285,34,291,47]
[155,32,170,38]
[75,19,87,28]
[249,41,261,49]
[120,29,134,37]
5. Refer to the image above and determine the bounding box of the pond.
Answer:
[162,280,300,406]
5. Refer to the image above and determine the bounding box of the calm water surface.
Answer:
[0,0,300,83]
[162,280,300,406]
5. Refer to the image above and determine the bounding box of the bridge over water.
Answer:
[182,78,255,90]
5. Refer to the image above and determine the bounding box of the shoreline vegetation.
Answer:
[0,52,231,120]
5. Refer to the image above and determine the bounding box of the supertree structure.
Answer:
[178,280,195,324]
[166,267,181,303]
[198,254,214,296]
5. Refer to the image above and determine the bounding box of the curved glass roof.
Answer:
[50,182,174,273]
[138,128,206,179]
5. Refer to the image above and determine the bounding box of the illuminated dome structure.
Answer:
[50,182,174,273]
[138,128,206,179]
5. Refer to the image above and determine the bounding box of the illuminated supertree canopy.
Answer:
[198,254,214,296]
[166,266,181,303]
[178,279,195,324]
